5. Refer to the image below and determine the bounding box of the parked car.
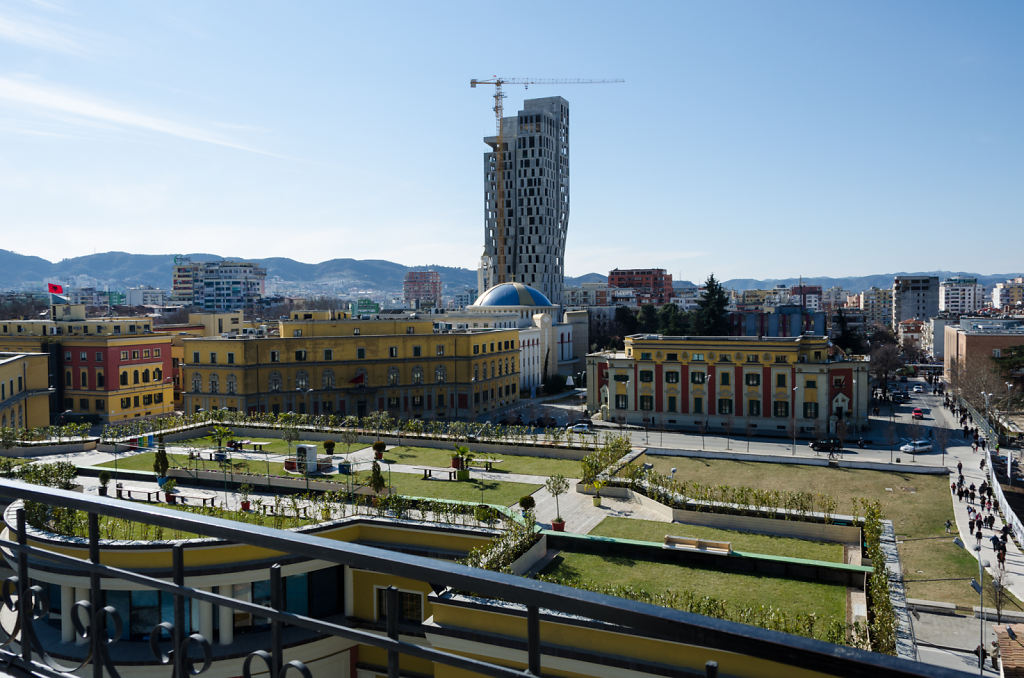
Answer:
[567,423,592,434]
[912,407,924,419]
[912,385,924,393]
[809,438,843,452]
[900,440,933,453]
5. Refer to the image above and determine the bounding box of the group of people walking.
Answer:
[952,460,1011,569]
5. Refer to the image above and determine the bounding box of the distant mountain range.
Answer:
[0,250,1019,298]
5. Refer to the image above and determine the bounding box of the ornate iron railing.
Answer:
[0,479,964,678]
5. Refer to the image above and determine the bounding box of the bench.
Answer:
[663,535,732,554]
[472,458,503,471]
[418,467,457,481]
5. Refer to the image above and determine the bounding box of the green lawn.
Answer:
[590,517,844,562]
[645,456,1018,609]
[542,551,847,622]
[381,445,580,478]
[100,452,290,478]
[173,436,365,455]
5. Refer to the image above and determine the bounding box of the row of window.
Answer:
[63,368,164,389]
[635,350,823,363]
[64,348,162,362]
[190,340,517,366]
[620,395,820,418]
[0,376,24,402]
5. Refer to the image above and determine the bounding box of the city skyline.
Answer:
[1,1,1021,281]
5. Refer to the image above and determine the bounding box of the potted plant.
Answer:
[98,470,111,497]
[590,478,606,508]
[372,440,386,460]
[162,478,177,504]
[545,474,569,531]
[518,495,535,518]
[369,461,387,503]
[323,440,336,457]
[474,504,496,526]
[453,445,474,480]
[239,483,253,511]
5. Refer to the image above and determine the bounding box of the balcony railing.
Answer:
[0,479,960,678]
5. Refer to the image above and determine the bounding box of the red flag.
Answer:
[349,373,365,384]
[47,283,63,294]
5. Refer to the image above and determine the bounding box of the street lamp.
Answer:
[954,536,990,675]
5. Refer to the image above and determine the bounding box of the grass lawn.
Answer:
[381,445,580,478]
[100,452,291,478]
[173,436,365,455]
[542,551,847,621]
[590,517,844,562]
[645,456,1019,609]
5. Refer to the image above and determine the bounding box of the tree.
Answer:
[870,344,903,393]
[637,304,659,333]
[693,274,730,336]
[613,305,638,337]
[153,446,169,478]
[207,425,233,452]
[657,303,689,336]
[545,474,570,523]
[369,461,387,495]
[833,308,867,354]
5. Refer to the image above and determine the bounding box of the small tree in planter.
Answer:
[518,495,535,518]
[545,474,569,531]
[452,445,475,480]
[239,483,253,511]
[590,478,606,507]
[372,440,386,460]
[323,440,336,457]
[98,470,111,497]
[369,461,387,499]
[162,478,177,504]
[153,446,169,481]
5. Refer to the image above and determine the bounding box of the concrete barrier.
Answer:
[509,535,548,576]
[4,439,98,457]
[670,508,862,545]
[644,447,948,474]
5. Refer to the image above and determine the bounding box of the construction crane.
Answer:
[470,77,623,285]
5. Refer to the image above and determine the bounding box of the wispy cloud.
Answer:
[0,76,277,156]
[0,13,82,54]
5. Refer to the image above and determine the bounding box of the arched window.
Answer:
[388,367,400,386]
[434,365,446,383]
[97,372,105,387]
[142,369,150,383]
[65,371,72,387]
[296,370,309,389]
[268,371,282,392]
[226,374,237,394]
[482,363,488,379]
[153,367,162,381]
[322,370,335,389]
[209,374,219,394]
[191,374,201,392]
[120,372,128,386]
[80,372,87,388]
[133,370,139,384]
[411,366,423,385]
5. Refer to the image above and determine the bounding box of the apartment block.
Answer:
[607,269,674,306]
[939,276,985,315]
[172,257,266,311]
[403,271,443,309]
[993,277,1024,311]
[858,287,893,329]
[892,276,939,328]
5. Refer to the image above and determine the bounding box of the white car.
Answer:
[899,440,933,453]
[566,423,592,434]
[912,385,924,393]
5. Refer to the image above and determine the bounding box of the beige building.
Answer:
[0,352,51,430]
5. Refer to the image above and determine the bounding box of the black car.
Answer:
[809,438,844,452]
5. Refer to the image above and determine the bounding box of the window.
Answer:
[666,353,678,361]
[388,368,400,386]
[691,353,705,362]
[389,346,399,358]
[153,368,162,381]
[192,352,200,364]
[993,348,1002,358]
[292,329,302,338]
[95,352,103,361]
[774,401,790,417]
[719,353,731,363]
[721,372,730,386]
[746,355,760,363]
[639,370,653,383]
[142,369,150,383]
[615,394,628,409]
[406,327,415,335]
[270,351,280,363]
[353,328,360,335]
[805,379,817,389]
[640,352,652,360]
[693,396,703,414]
[357,347,366,359]
[436,345,445,356]
[639,395,654,411]
[832,377,845,389]
[227,375,237,394]
[97,372,104,388]
[744,373,761,386]
[120,351,129,360]
[322,370,335,389]
[690,371,705,384]
[387,396,400,408]
[665,371,679,383]
[748,400,761,416]
[296,371,309,389]
[80,372,88,388]
[79,398,89,410]
[80,352,87,361]
[142,394,153,406]
[295,350,307,361]
[411,367,423,385]
[718,398,733,415]
[776,374,786,388]
[64,351,72,361]
[804,402,818,419]
[667,396,677,411]
[324,349,333,361]
[413,346,421,357]
[154,349,161,358]
[120,397,131,409]
[412,395,423,407]
[227,352,235,364]
[376,588,422,624]
[434,366,447,383]
[774,355,787,364]
[613,374,629,383]
[132,351,140,360]
[473,345,479,355]
[95,400,105,411]
[208,375,218,393]
[191,375,201,393]
[133,370,139,384]
[143,349,150,358]
[268,371,282,392]
[120,372,128,386]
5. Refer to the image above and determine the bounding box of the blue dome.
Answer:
[473,282,554,307]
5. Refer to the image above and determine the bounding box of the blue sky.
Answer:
[0,1,1021,282]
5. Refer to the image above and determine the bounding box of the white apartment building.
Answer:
[892,276,939,328]
[993,277,1024,311]
[126,286,168,306]
[939,276,985,315]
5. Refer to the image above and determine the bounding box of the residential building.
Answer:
[0,352,50,429]
[897,319,924,353]
[562,282,612,308]
[993,277,1024,312]
[892,276,939,328]
[588,334,869,437]
[479,96,570,304]
[858,286,893,329]
[181,315,519,420]
[607,269,674,306]
[448,288,477,311]
[126,286,169,307]
[821,286,849,313]
[922,317,950,360]
[939,276,985,315]
[0,304,173,422]
[728,305,826,337]
[403,271,443,309]
[789,285,822,312]
[944,317,1024,385]
[172,257,267,311]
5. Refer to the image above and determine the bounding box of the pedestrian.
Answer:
[982,438,987,451]
[977,528,984,546]
[995,499,1000,513]
[981,457,987,471]
[998,549,1006,569]
[968,505,975,518]
[991,534,1001,549]
[945,519,953,534]
[952,481,958,495]
[1002,524,1011,538]
[957,488,964,502]
[970,490,977,504]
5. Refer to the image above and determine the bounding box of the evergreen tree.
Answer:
[637,304,659,333]
[693,274,730,336]
[613,306,638,337]
[657,303,690,336]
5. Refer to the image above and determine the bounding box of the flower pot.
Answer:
[321,509,331,521]
[551,519,566,532]
[165,493,176,504]
[98,486,108,497]
[592,496,601,507]
[374,450,384,460]
[456,469,470,481]
[240,500,251,511]
[451,456,462,469]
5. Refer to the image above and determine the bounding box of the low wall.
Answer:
[509,535,548,576]
[671,508,862,545]
[4,439,98,457]
[644,447,948,475]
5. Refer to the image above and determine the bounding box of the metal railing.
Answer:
[0,479,964,678]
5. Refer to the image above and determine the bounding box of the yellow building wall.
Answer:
[0,352,50,429]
